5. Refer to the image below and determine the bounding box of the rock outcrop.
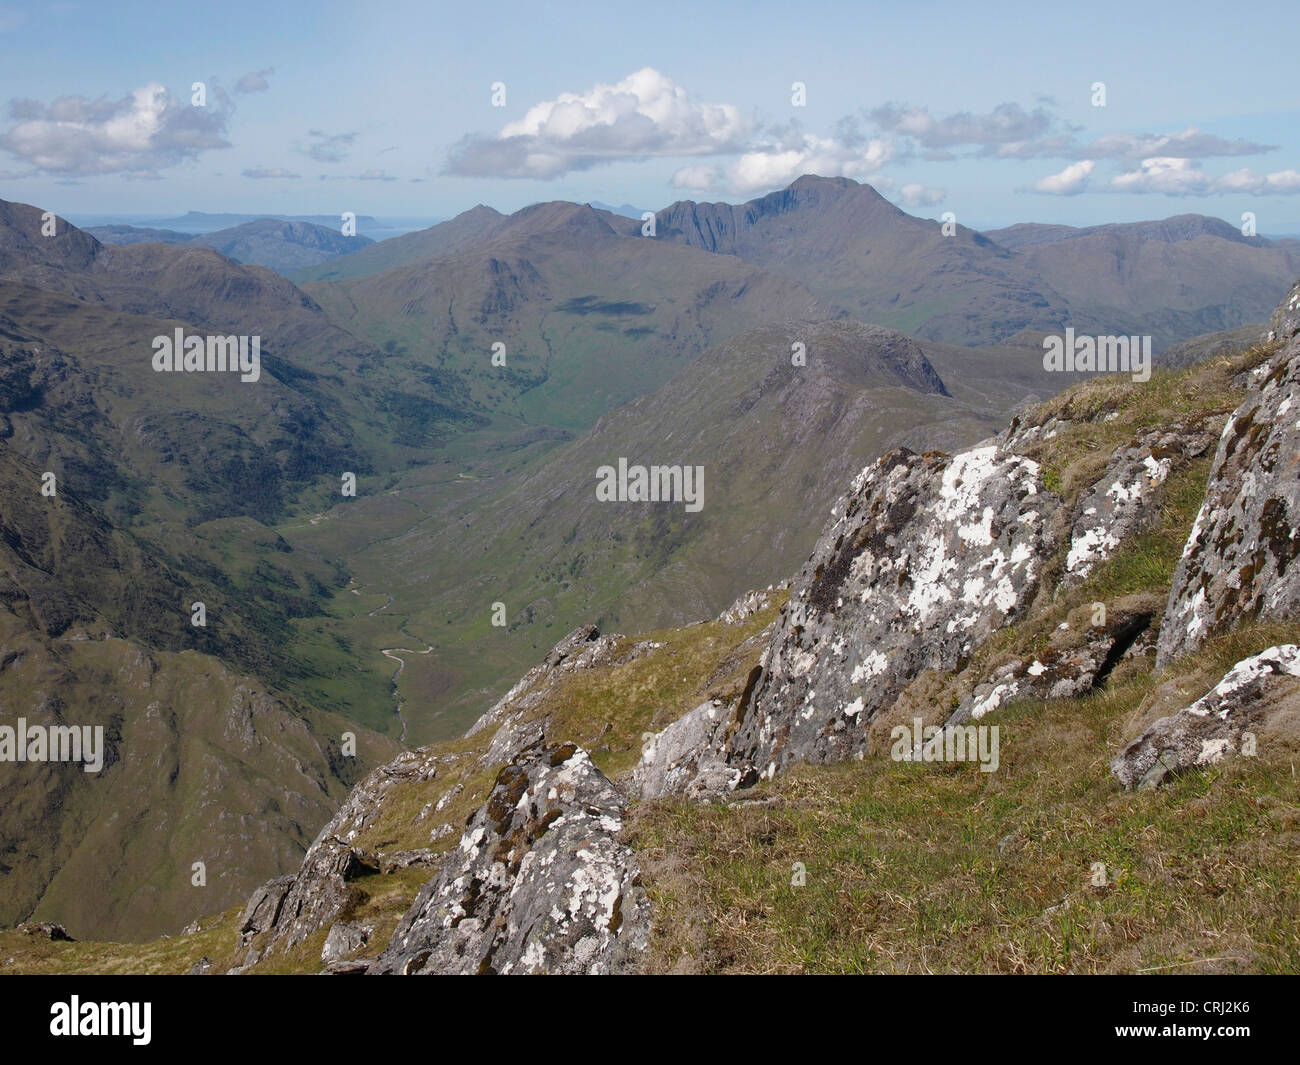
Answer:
[732,443,1055,774]
[370,743,649,975]
[1158,285,1300,666]
[632,699,756,801]
[466,625,625,767]
[321,920,372,965]
[952,598,1157,722]
[1112,645,1300,789]
[1063,428,1215,582]
[237,748,442,959]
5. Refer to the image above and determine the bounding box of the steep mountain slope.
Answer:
[284,318,1057,743]
[648,175,1062,345]
[0,206,420,940]
[0,401,402,941]
[0,599,397,942]
[291,205,509,282]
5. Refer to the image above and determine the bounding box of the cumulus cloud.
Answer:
[1108,157,1300,196]
[1031,159,1095,195]
[243,166,300,179]
[303,128,358,162]
[235,68,274,94]
[721,132,892,194]
[666,124,891,196]
[671,165,717,191]
[897,183,946,207]
[443,75,1290,202]
[446,67,749,179]
[1,82,231,176]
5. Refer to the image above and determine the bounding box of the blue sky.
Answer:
[2,0,1298,232]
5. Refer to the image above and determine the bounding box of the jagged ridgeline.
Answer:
[9,282,1299,974]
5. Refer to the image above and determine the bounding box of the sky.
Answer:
[1,0,1298,232]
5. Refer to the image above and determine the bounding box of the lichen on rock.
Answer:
[1112,645,1300,789]
[369,743,649,975]
[731,442,1056,773]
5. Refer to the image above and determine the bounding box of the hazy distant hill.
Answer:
[81,224,193,246]
[141,210,381,233]
[87,217,374,273]
[984,214,1300,340]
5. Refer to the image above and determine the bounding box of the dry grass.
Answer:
[629,651,1300,974]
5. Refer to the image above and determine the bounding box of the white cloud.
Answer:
[870,102,1054,152]
[448,67,749,179]
[897,183,946,207]
[1032,159,1095,195]
[671,165,718,191]
[1,82,230,175]
[1110,156,1208,194]
[1109,157,1300,196]
[1082,127,1271,161]
[708,133,892,195]
[1215,167,1300,194]
[243,166,299,179]
[867,103,1274,164]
